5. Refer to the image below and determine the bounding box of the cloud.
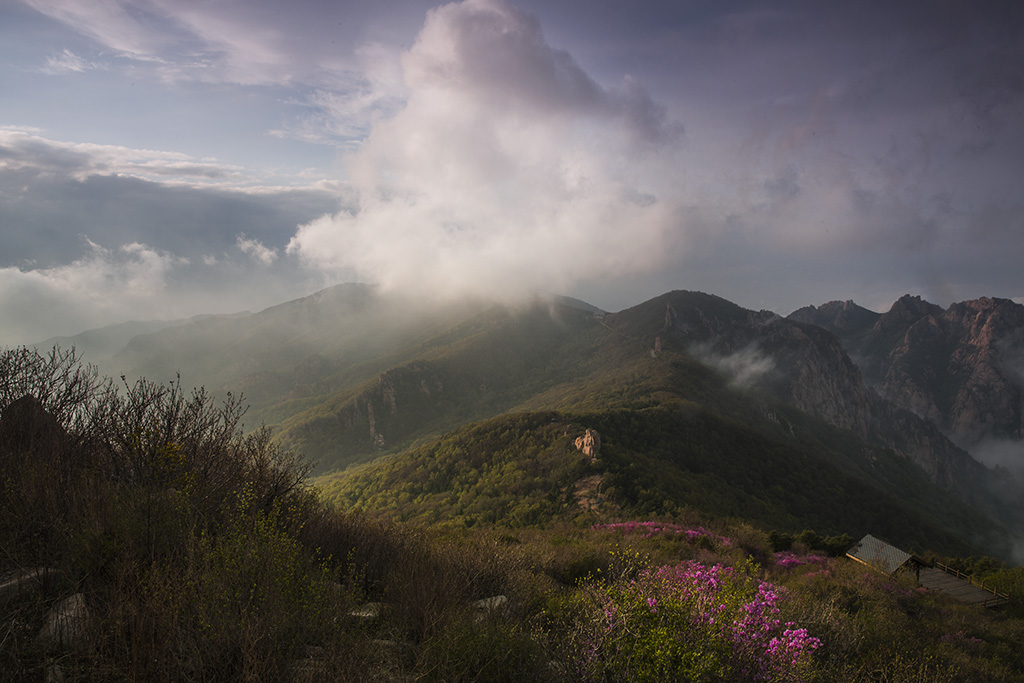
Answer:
[20,0,174,60]
[21,0,291,84]
[0,128,245,186]
[0,234,334,347]
[287,0,684,301]
[17,0,414,88]
[236,234,277,265]
[689,342,776,390]
[0,240,187,344]
[0,129,342,265]
[967,438,1024,491]
[40,49,100,75]
[270,43,408,148]
[0,129,346,345]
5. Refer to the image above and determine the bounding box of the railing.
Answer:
[933,562,1011,607]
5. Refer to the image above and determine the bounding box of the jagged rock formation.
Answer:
[644,292,989,497]
[789,295,1024,449]
[574,429,600,460]
[788,299,881,338]
[658,294,874,435]
[0,394,68,457]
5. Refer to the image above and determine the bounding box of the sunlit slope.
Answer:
[315,407,996,558]
[101,285,1018,557]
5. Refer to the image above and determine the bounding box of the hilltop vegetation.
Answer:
[318,405,994,558]
[4,346,1024,681]
[95,287,1019,561]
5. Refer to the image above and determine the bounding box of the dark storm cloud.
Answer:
[0,173,338,267]
[0,129,340,267]
[0,130,343,345]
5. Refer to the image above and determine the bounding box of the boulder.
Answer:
[0,395,67,457]
[574,429,600,461]
[36,593,89,651]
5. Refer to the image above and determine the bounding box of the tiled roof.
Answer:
[846,534,913,575]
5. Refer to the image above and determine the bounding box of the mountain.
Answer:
[34,312,252,368]
[789,295,1024,452]
[39,285,1024,558]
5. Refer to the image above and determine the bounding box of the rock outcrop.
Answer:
[36,593,90,651]
[574,429,600,461]
[642,292,990,499]
[0,395,68,457]
[790,295,1024,448]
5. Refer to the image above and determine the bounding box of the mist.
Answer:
[688,342,777,391]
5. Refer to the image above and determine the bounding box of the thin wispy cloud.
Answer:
[0,128,226,182]
[40,49,100,75]
[0,128,296,190]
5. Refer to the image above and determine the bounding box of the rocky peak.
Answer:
[874,295,945,337]
[645,291,992,493]
[574,429,601,462]
[788,300,880,337]
[796,294,1024,449]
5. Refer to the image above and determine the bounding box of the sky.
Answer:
[2,0,1023,346]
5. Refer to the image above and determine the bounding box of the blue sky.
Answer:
[1,0,1022,345]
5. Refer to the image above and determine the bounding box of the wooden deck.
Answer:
[918,566,1010,608]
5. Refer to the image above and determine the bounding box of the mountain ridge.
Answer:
[24,285,1024,558]
[788,294,1024,450]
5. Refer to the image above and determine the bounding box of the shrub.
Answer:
[564,557,820,682]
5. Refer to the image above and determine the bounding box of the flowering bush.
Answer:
[593,521,732,547]
[574,559,820,682]
[773,551,829,569]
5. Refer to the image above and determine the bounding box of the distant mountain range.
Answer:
[789,295,1024,450]
[33,285,1024,560]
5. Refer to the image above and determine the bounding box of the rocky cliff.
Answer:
[638,292,992,498]
[789,295,1024,449]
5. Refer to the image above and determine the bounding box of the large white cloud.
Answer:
[287,0,684,301]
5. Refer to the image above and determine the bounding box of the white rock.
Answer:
[36,593,89,651]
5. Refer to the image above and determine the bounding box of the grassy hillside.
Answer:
[4,347,1024,682]
[94,285,1018,558]
[316,405,997,558]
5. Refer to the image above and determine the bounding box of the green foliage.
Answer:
[416,612,552,682]
[176,490,336,678]
[769,530,854,556]
[319,403,984,559]
[781,557,1024,682]
[317,412,591,527]
[4,345,1024,682]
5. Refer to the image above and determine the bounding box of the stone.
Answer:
[36,593,89,651]
[349,601,386,619]
[0,395,67,457]
[472,595,508,612]
[574,429,600,460]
